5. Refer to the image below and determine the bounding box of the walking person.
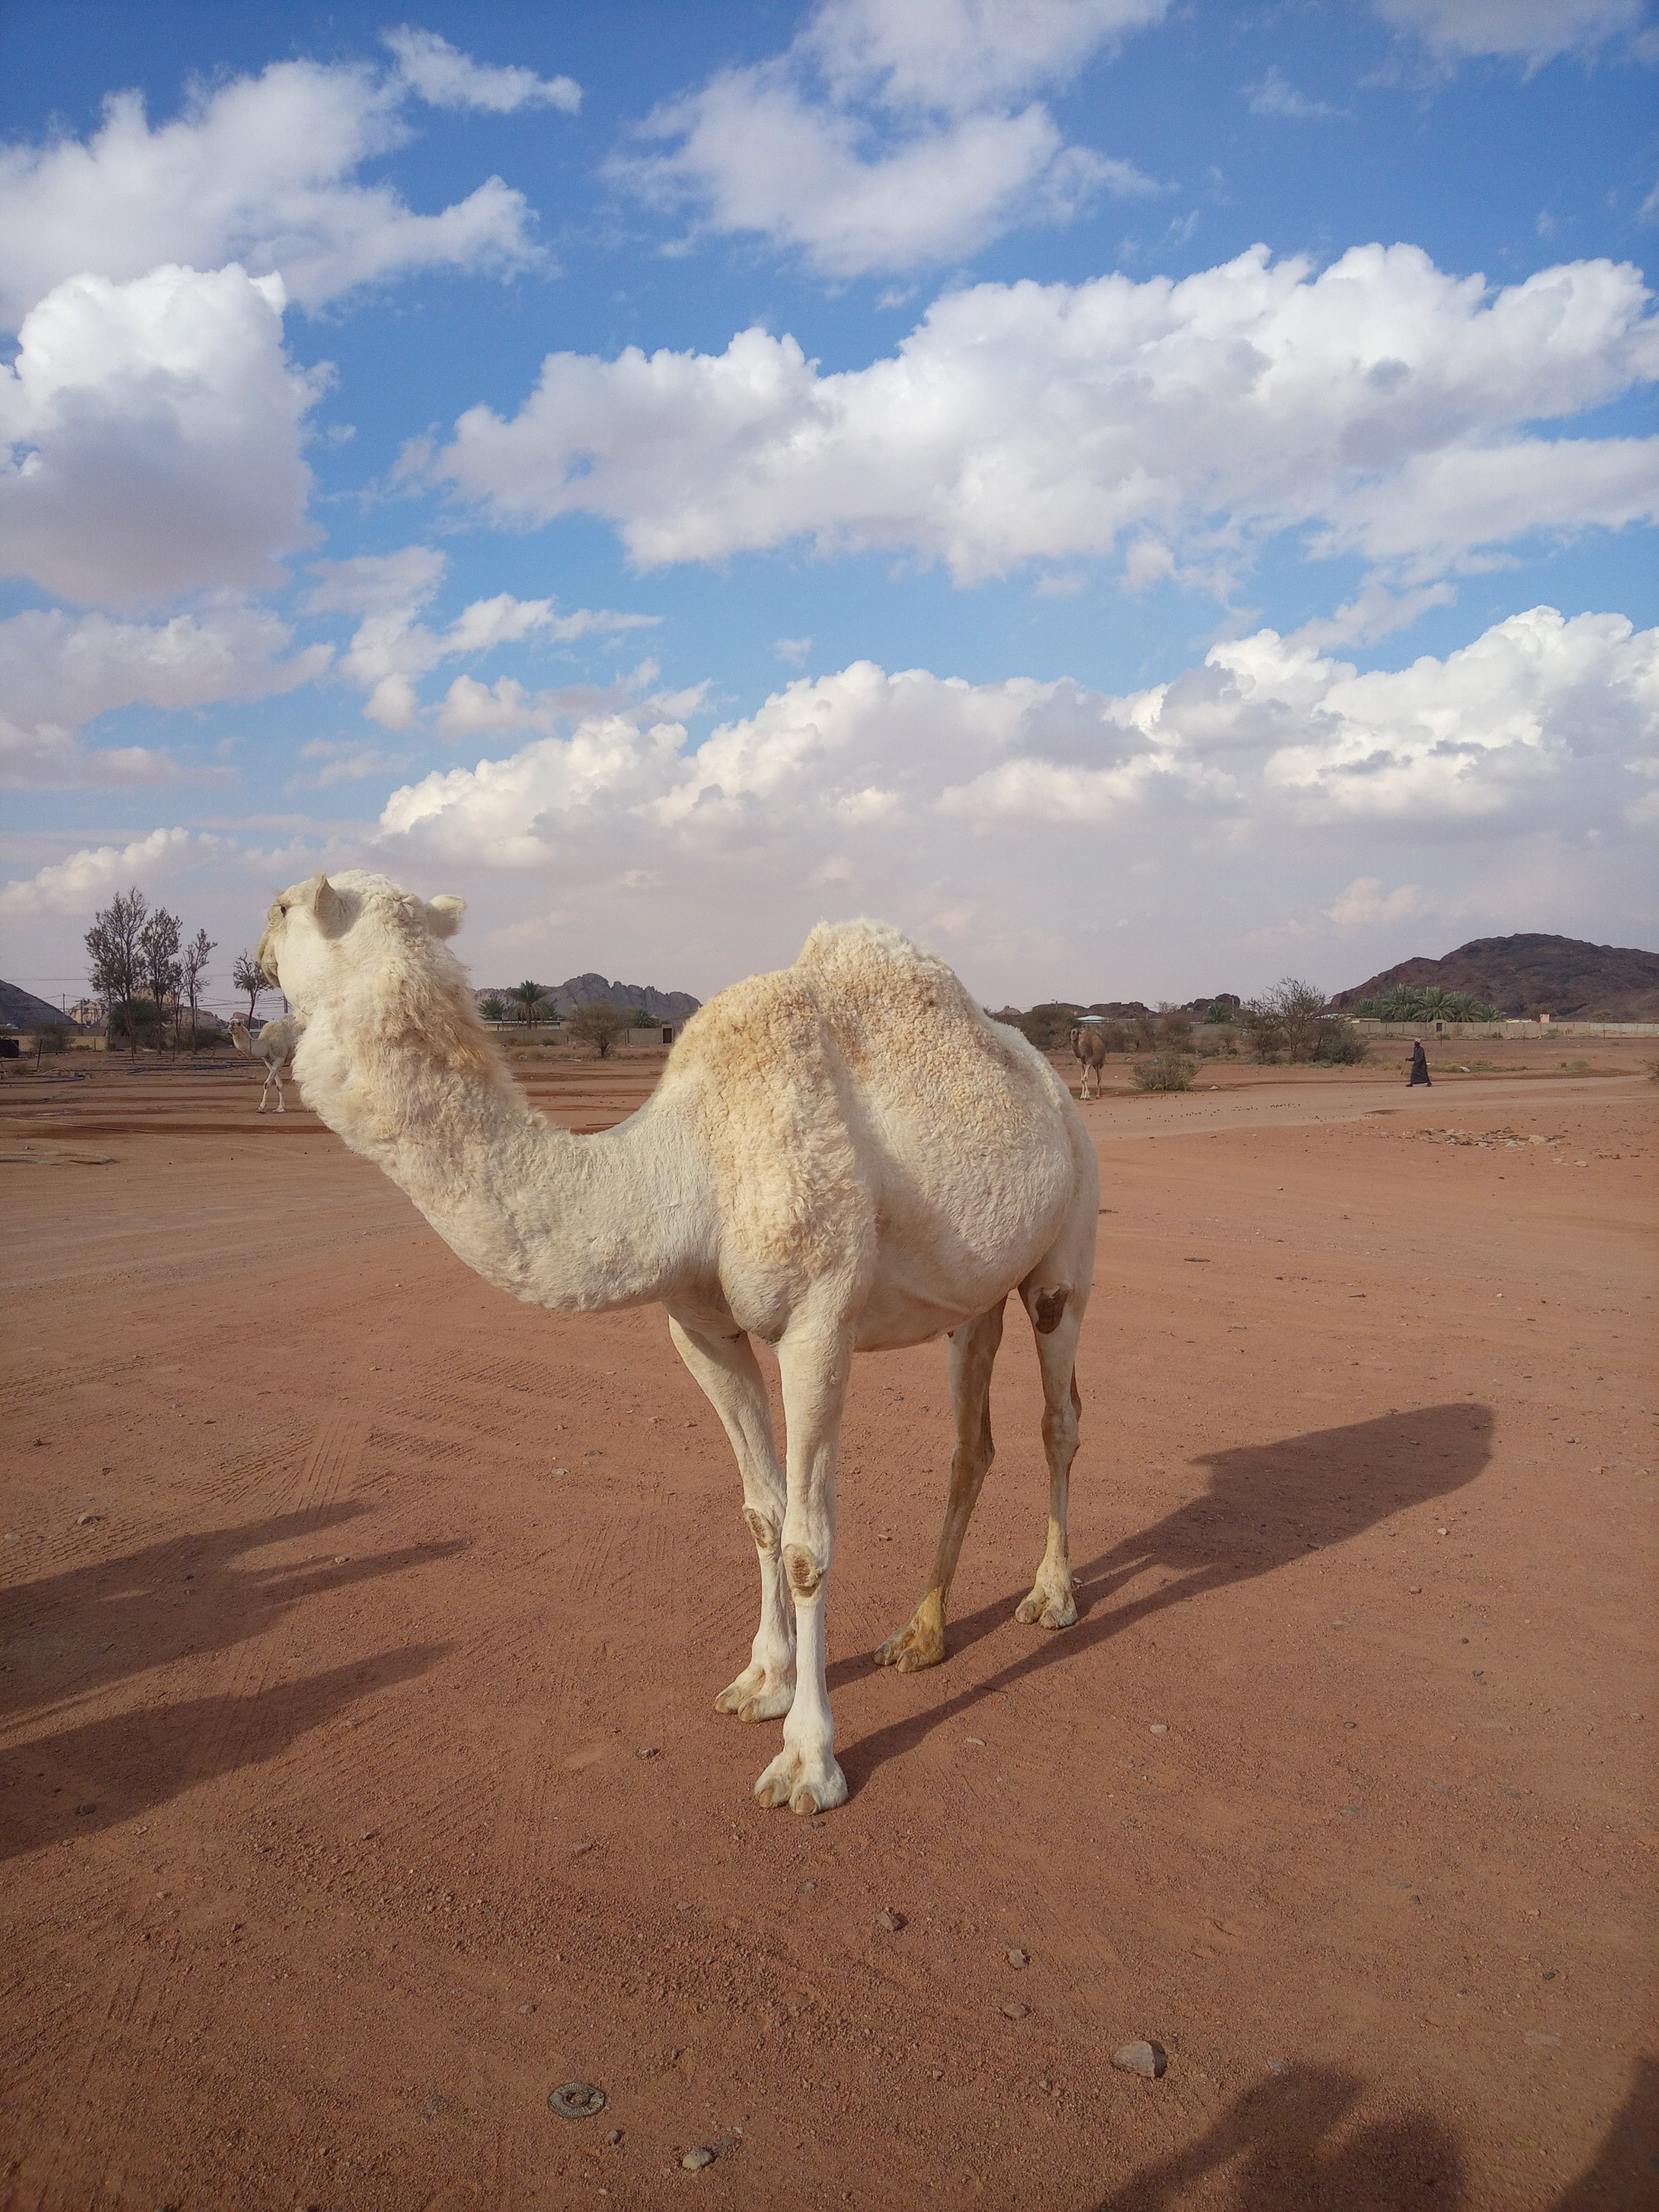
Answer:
[1408,1037,1432,1087]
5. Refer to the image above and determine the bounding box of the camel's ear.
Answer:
[425,894,465,938]
[308,875,348,938]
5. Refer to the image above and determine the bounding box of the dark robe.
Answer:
[1408,1041,1431,1086]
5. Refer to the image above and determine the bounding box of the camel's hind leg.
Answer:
[873,1299,1006,1673]
[1014,1273,1088,1631]
[271,1061,287,1113]
[667,1313,796,1724]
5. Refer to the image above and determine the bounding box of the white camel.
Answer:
[258,872,1097,1816]
[230,1012,303,1112]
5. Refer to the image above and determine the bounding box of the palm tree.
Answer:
[512,980,548,1026]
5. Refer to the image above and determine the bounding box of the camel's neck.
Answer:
[296,997,699,1315]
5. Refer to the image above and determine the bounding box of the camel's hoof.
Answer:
[754,1747,847,1816]
[874,1620,945,1672]
[715,1663,794,1722]
[1016,1587,1077,1630]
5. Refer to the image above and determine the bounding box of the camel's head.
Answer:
[257,870,466,1019]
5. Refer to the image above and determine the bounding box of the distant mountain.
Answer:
[0,980,81,1030]
[474,972,701,1021]
[1332,934,1659,1021]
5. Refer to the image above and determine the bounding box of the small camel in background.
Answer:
[1071,1021,1108,1098]
[230,1013,302,1112]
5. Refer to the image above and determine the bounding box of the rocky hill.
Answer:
[0,980,81,1030]
[475,972,701,1021]
[1332,934,1659,1020]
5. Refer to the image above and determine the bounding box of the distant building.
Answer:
[67,997,105,1028]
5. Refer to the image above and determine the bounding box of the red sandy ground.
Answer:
[1,1046,1654,2211]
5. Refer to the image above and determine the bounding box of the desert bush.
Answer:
[1132,1055,1196,1092]
[1156,1005,1194,1051]
[1242,977,1365,1064]
[1314,1020,1368,1065]
[567,1001,627,1057]
[1010,1001,1080,1052]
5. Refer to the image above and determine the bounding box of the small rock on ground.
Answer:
[1007,1947,1030,1968]
[1112,2039,1168,2079]
[874,1908,906,1932]
[682,2146,715,2170]
[1002,2003,1029,2020]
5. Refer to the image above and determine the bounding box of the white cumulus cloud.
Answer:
[426,245,1659,592]
[0,603,329,787]
[300,546,659,729]
[611,0,1163,278]
[363,606,1656,1001]
[1372,0,1646,67]
[0,826,217,918]
[0,263,322,610]
[0,49,564,328]
[382,27,580,114]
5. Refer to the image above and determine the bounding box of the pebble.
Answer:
[682,2146,715,2171]
[518,2001,536,2014]
[873,1908,906,1933]
[1112,2039,1168,2079]
[1266,2058,1289,2077]
[964,1736,986,1747]
[1007,1948,1029,1969]
[1002,2003,1029,2020]
[637,1747,660,1761]
[74,1800,97,1816]
[798,1879,816,1893]
[76,1512,101,1527]
[1149,1723,1168,1735]
[606,2129,622,2146]
[1524,2031,1561,2049]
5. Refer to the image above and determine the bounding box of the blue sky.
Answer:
[2,0,1655,1014]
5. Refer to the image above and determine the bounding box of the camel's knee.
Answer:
[783,1543,826,1601]
[1028,1283,1071,1336]
[743,1505,780,1559]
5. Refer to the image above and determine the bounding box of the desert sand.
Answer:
[2,1043,1654,2210]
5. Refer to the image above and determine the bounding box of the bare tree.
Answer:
[181,927,216,1049]
[139,906,183,1057]
[85,886,149,1064]
[1242,977,1364,1065]
[567,1001,626,1058]
[232,950,271,1024]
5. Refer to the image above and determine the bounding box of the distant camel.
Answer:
[230,1013,302,1112]
[1071,1022,1108,1098]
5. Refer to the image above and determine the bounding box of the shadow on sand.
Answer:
[1,1505,464,1854]
[1093,2063,1465,2209]
[837,1401,1493,1784]
[0,1644,447,1859]
[1,1503,465,1719]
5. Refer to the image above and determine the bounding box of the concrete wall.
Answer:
[1350,1019,1659,1039]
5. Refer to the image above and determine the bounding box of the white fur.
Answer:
[230,1012,303,1112]
[258,870,1098,1816]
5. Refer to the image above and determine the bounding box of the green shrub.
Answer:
[1132,1055,1196,1092]
[1314,1021,1368,1065]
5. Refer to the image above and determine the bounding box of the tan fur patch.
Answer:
[743,1506,780,1557]
[783,1543,823,1599]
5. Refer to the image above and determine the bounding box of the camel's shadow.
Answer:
[835,1401,1493,1782]
[1,1503,465,1720]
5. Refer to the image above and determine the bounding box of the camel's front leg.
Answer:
[666,1314,795,1722]
[754,1321,852,1816]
